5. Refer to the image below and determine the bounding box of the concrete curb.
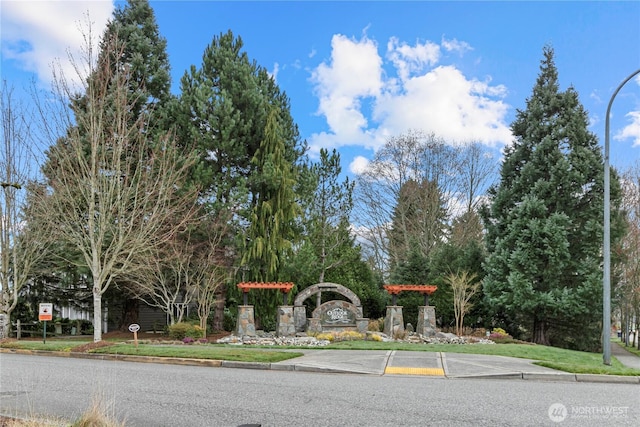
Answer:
[220,360,270,370]
[449,372,525,380]
[290,366,378,375]
[2,348,639,383]
[522,372,577,382]
[575,373,640,384]
[450,371,640,384]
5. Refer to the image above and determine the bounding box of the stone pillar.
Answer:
[293,305,307,333]
[308,318,321,334]
[383,306,404,337]
[416,306,437,336]
[276,306,295,337]
[236,305,256,337]
[356,318,369,334]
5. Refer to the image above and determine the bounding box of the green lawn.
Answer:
[90,344,302,363]
[0,340,302,363]
[3,338,640,376]
[0,340,82,352]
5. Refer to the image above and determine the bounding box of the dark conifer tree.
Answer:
[482,46,624,350]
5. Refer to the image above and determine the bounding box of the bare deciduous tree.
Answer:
[126,211,232,331]
[444,270,479,336]
[354,130,496,276]
[458,141,496,214]
[31,31,198,342]
[618,162,640,348]
[0,81,47,338]
[355,131,452,275]
[194,230,232,332]
[128,231,199,326]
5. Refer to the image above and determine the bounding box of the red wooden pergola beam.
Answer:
[237,282,295,293]
[383,284,438,295]
[237,282,295,306]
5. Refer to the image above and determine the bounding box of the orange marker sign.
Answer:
[39,303,53,321]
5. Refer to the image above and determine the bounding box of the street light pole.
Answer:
[603,68,640,365]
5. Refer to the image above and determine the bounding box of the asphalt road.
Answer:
[1,353,639,427]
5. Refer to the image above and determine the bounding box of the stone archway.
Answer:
[293,282,367,333]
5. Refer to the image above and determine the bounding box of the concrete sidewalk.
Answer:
[611,342,640,369]
[271,349,560,378]
[269,348,640,384]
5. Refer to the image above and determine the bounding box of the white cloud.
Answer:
[308,34,384,152]
[349,155,370,175]
[374,65,511,146]
[270,62,280,83]
[441,36,472,55]
[615,111,640,146]
[308,32,512,156]
[312,34,382,99]
[387,37,440,81]
[1,1,114,87]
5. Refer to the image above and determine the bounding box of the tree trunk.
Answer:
[121,298,139,331]
[199,313,207,332]
[532,318,550,346]
[0,311,10,339]
[93,290,102,342]
[212,284,226,331]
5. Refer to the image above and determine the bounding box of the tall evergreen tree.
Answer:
[105,0,171,106]
[306,148,354,283]
[176,30,304,213]
[71,0,171,140]
[176,31,306,329]
[388,178,447,272]
[482,46,623,350]
[242,108,299,327]
[44,0,171,178]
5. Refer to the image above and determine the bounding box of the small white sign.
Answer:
[128,323,140,333]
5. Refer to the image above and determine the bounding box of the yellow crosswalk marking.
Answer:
[385,367,445,376]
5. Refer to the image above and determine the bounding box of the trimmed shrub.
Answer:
[168,322,205,340]
[488,327,517,343]
[223,308,236,332]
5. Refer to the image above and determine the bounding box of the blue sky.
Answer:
[2,1,639,177]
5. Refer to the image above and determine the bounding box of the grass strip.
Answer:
[0,340,82,352]
[534,360,639,375]
[89,344,303,363]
